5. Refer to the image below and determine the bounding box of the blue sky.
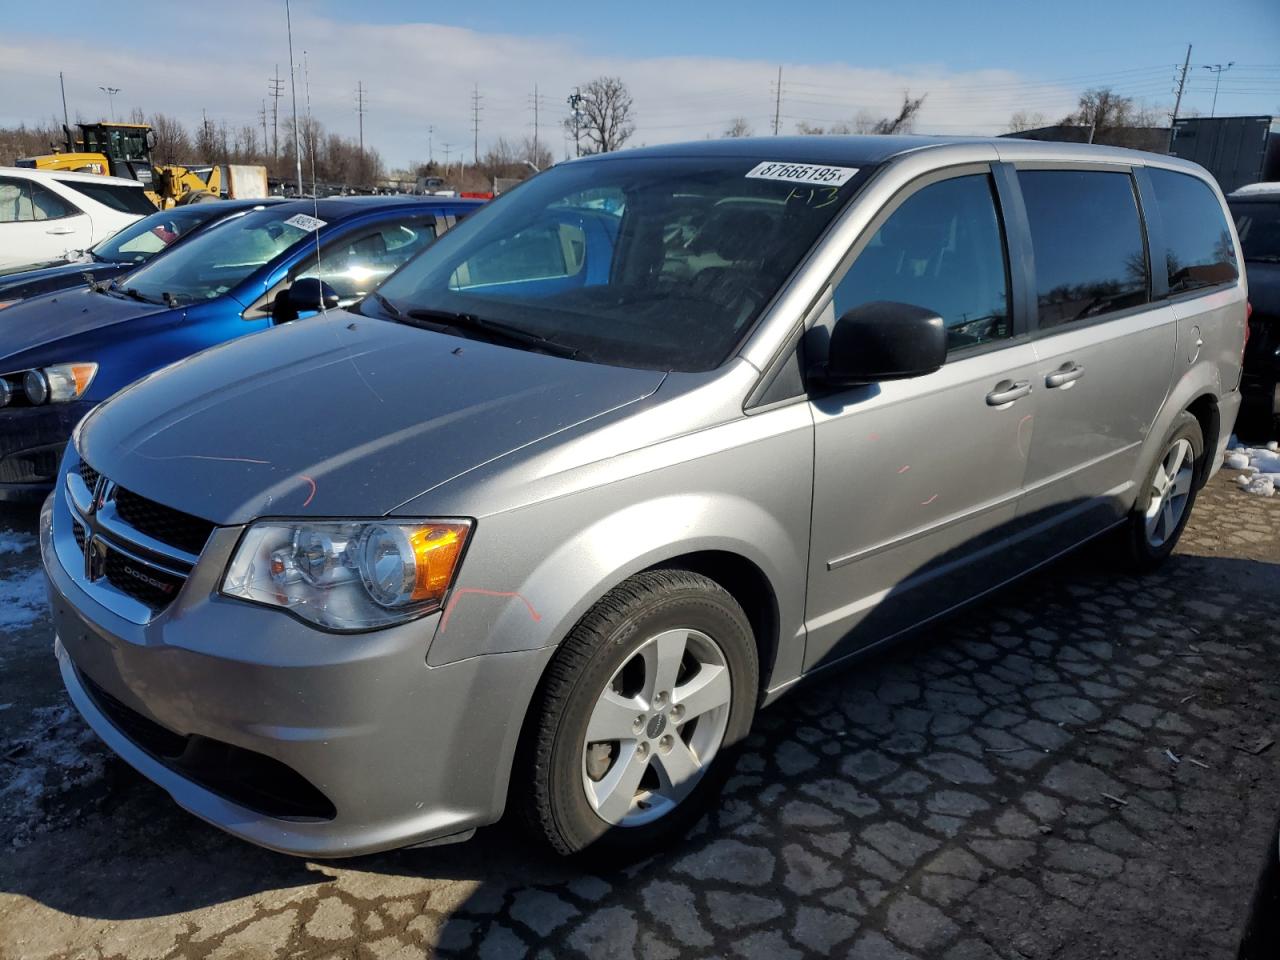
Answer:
[2,1,1277,170]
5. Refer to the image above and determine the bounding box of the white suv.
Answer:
[0,167,155,272]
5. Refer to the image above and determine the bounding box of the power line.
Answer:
[772,66,783,135]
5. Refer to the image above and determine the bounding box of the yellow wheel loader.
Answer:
[18,122,265,209]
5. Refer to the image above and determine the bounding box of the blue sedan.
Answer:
[0,198,284,308]
[0,195,482,499]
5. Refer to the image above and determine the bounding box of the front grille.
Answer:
[113,487,214,556]
[72,518,86,551]
[102,546,185,608]
[79,670,336,821]
[78,460,100,491]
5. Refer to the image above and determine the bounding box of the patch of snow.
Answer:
[0,530,36,555]
[1226,440,1280,497]
[1,702,108,848]
[0,567,48,630]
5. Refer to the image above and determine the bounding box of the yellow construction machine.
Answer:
[19,122,264,208]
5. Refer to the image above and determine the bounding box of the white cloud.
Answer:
[0,6,1090,170]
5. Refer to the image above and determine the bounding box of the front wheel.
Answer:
[1121,412,1203,571]
[520,569,758,857]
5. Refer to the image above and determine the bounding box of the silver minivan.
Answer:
[41,136,1246,858]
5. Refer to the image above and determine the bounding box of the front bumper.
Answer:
[0,402,92,501]
[41,474,554,858]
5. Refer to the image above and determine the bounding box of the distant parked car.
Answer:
[0,167,155,272]
[0,195,481,499]
[1229,182,1280,433]
[0,198,284,309]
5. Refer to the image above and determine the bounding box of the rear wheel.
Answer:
[521,570,758,857]
[1121,412,1203,571]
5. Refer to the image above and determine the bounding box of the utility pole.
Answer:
[567,87,583,158]
[268,64,284,159]
[427,124,434,165]
[772,66,782,135]
[1171,44,1192,123]
[355,80,366,155]
[470,83,483,166]
[58,72,70,133]
[442,143,452,175]
[259,99,269,154]
[99,85,120,122]
[1203,62,1234,118]
[531,83,540,165]
[285,0,303,196]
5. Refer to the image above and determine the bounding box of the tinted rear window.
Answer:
[1148,169,1239,292]
[1018,169,1149,328]
[61,180,156,216]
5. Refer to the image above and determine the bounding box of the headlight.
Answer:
[221,519,471,631]
[16,363,97,405]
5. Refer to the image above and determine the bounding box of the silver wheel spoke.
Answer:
[653,738,703,801]
[1151,464,1170,497]
[589,743,650,823]
[642,630,687,705]
[586,689,644,743]
[1161,498,1175,539]
[1172,466,1193,498]
[673,663,731,721]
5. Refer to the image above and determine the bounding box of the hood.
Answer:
[0,286,167,362]
[78,312,666,524]
[1245,260,1280,317]
[0,261,127,302]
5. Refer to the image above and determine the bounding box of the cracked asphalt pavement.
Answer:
[2,471,1279,960]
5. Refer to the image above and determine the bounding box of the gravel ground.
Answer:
[1,470,1278,960]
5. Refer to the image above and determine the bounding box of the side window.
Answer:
[297,220,438,302]
[450,221,587,289]
[1017,170,1149,329]
[834,174,1011,352]
[1148,169,1239,294]
[0,178,34,223]
[29,183,74,221]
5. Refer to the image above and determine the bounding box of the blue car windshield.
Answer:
[121,207,314,304]
[91,205,227,265]
[372,156,873,371]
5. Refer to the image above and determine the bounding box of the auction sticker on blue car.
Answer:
[283,213,327,232]
[746,161,859,186]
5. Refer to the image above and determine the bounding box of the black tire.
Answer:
[520,569,758,858]
[1120,411,1204,572]
[177,190,219,205]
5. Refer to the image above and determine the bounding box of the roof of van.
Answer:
[579,134,1200,172]
[0,165,145,187]
[1229,182,1280,200]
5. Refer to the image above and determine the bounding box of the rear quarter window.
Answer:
[60,180,156,216]
[1148,169,1239,293]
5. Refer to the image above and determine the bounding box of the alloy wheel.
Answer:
[581,628,732,827]
[1144,437,1195,548]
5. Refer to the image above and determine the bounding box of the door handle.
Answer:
[986,379,1032,406]
[46,226,75,235]
[1045,362,1085,388]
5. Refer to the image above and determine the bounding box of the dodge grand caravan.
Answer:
[42,136,1247,858]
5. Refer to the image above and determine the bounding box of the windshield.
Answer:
[121,206,317,304]
[91,205,231,265]
[373,156,872,370]
[1231,200,1280,261]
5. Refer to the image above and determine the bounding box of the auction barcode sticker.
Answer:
[283,213,327,232]
[745,161,859,187]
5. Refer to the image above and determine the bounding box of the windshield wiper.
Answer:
[368,291,403,319]
[119,286,163,306]
[404,307,579,359]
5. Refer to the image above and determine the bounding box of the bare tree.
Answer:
[1007,110,1048,133]
[566,76,635,154]
[794,121,827,136]
[872,92,926,134]
[147,113,192,164]
[723,117,753,138]
[1064,87,1161,133]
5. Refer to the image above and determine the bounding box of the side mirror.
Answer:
[812,301,947,387]
[272,277,340,324]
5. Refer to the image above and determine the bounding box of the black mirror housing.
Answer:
[272,277,341,324]
[813,301,947,387]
